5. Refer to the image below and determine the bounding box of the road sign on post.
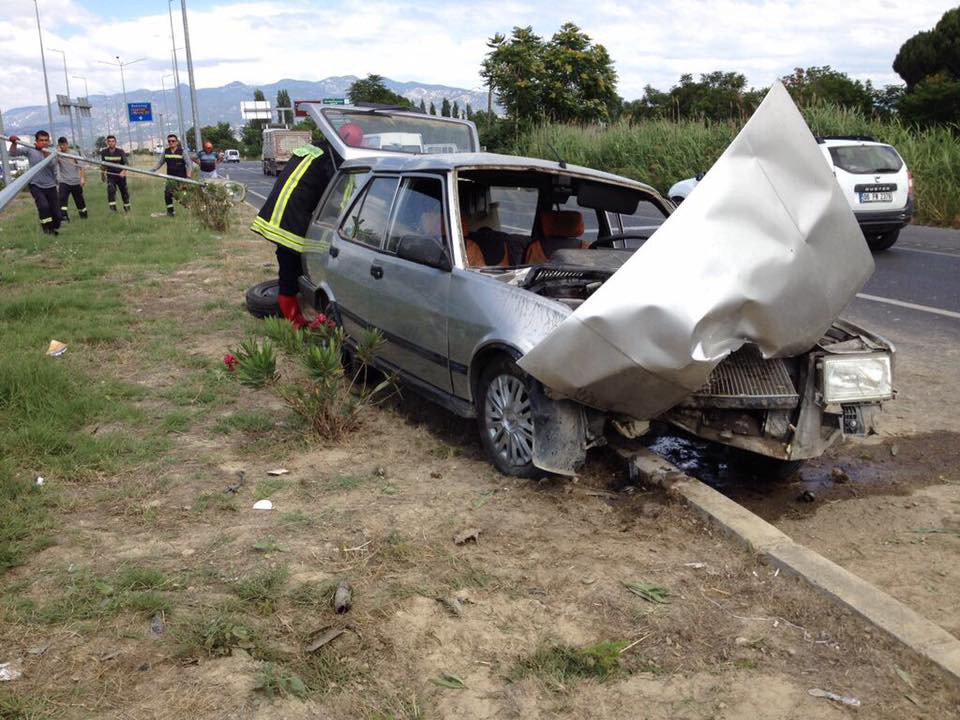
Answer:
[241,101,272,120]
[128,102,153,122]
[293,98,347,117]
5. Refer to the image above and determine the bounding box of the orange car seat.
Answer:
[524,210,587,264]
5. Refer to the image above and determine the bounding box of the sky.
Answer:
[2,0,954,113]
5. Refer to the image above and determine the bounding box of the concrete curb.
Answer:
[625,447,960,684]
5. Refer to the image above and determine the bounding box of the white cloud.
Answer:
[1,0,953,113]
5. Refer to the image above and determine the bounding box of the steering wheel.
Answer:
[587,233,649,250]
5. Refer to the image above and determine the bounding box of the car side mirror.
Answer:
[396,235,452,271]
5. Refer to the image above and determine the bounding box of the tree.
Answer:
[241,89,269,156]
[623,73,762,122]
[429,101,437,116]
[452,101,460,119]
[419,98,427,113]
[893,8,960,125]
[465,103,473,120]
[541,23,619,122]
[186,122,240,151]
[347,74,413,107]
[481,26,546,123]
[781,66,873,115]
[441,98,451,117]
[276,89,292,125]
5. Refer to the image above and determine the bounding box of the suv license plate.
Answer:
[860,192,892,203]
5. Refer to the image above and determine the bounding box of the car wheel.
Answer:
[477,357,539,477]
[244,279,282,318]
[866,229,900,252]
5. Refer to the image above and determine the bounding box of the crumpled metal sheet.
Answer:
[518,82,874,419]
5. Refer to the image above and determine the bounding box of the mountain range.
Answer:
[3,76,493,149]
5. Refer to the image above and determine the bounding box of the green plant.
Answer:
[283,327,395,439]
[262,316,306,355]
[230,566,289,611]
[232,337,279,388]
[177,612,258,657]
[510,640,629,687]
[254,662,307,699]
[623,581,670,604]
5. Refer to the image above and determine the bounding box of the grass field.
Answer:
[513,106,960,227]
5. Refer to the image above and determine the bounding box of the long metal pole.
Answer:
[161,75,172,139]
[180,0,202,152]
[33,0,55,136]
[118,60,132,151]
[168,1,186,143]
[50,49,78,148]
[0,108,11,183]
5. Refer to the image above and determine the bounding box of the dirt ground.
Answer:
[1,205,959,718]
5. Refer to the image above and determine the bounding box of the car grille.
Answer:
[683,347,799,409]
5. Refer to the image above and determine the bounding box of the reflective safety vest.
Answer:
[251,144,335,253]
[100,147,128,176]
[162,147,189,178]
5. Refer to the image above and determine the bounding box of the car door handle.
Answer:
[329,245,340,258]
[370,264,383,280]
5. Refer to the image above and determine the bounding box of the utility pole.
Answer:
[0,107,11,183]
[33,0,55,136]
[161,74,174,140]
[49,48,79,149]
[181,0,203,152]
[99,56,145,151]
[168,1,187,143]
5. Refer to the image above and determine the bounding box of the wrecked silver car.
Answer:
[297,87,894,477]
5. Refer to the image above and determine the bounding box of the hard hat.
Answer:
[338,123,363,146]
[203,141,213,151]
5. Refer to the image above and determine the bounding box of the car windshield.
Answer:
[829,145,903,174]
[321,108,477,154]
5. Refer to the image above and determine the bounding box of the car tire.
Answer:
[244,279,282,318]
[476,356,539,478]
[866,229,900,252]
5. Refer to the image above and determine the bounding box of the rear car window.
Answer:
[322,108,478,154]
[340,176,399,248]
[828,145,903,174]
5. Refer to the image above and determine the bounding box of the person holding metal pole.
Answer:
[152,133,192,216]
[57,136,86,221]
[8,131,61,234]
[100,135,131,212]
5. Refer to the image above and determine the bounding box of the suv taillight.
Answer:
[908,171,914,201]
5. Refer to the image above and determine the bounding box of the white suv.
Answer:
[667,135,914,252]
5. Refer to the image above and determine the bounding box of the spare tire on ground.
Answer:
[245,279,282,318]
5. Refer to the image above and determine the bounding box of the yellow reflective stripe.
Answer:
[339,174,356,212]
[251,216,305,251]
[164,154,183,159]
[269,155,315,226]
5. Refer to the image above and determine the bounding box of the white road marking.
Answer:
[247,189,267,200]
[856,293,960,320]
[895,246,960,259]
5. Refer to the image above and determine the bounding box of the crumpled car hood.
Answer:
[518,82,874,419]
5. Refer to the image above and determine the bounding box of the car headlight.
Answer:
[821,354,893,403]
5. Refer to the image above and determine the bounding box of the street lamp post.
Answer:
[48,48,79,149]
[168,1,186,143]
[99,56,145,151]
[33,0,55,136]
[161,74,174,140]
[180,0,202,152]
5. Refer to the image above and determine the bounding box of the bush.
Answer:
[513,106,960,227]
[232,338,279,388]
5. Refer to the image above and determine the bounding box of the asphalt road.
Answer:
[227,159,959,339]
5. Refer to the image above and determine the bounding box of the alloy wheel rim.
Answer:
[484,374,533,466]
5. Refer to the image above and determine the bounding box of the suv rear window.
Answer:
[828,145,903,174]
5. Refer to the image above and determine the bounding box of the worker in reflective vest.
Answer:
[152,134,193,216]
[99,135,130,212]
[250,135,346,328]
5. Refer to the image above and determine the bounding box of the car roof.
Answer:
[819,138,893,148]
[339,152,659,194]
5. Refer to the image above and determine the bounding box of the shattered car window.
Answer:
[322,108,478,154]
